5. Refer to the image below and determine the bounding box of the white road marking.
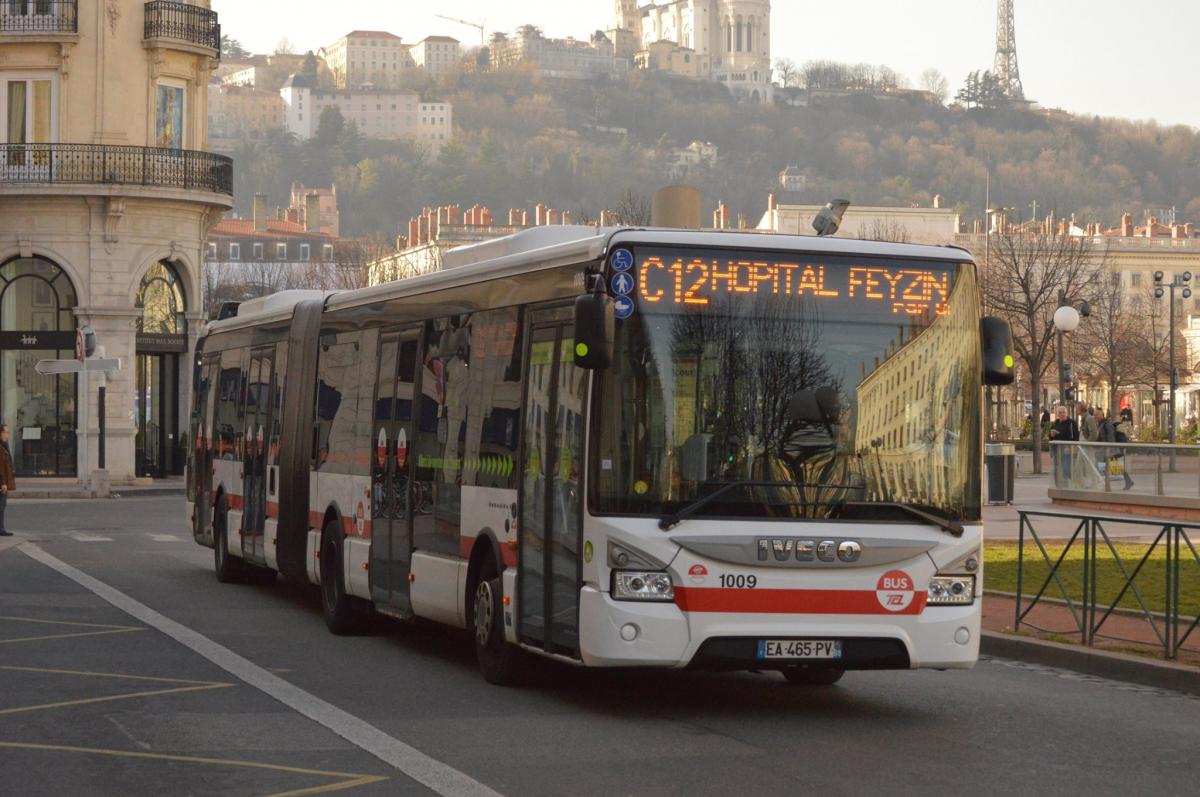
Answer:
[148,534,180,542]
[69,533,113,542]
[20,543,503,797]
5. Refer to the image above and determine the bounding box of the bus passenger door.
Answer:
[370,328,419,610]
[242,349,273,561]
[518,319,586,656]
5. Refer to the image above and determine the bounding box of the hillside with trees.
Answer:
[219,64,1200,238]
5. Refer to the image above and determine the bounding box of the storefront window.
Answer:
[0,256,78,476]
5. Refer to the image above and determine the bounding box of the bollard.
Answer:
[1156,448,1164,496]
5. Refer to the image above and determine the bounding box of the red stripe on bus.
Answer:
[672,587,927,616]
[266,500,279,519]
[228,494,244,511]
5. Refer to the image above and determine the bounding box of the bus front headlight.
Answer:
[612,571,675,602]
[927,575,976,605]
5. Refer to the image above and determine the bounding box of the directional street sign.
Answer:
[35,357,121,376]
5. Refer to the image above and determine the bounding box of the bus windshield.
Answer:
[589,246,982,524]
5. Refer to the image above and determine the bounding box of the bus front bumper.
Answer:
[577,587,980,670]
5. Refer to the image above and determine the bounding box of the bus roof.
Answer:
[210,226,974,331]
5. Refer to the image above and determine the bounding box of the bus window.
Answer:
[464,307,522,491]
[414,316,469,556]
[216,348,245,460]
[314,331,367,474]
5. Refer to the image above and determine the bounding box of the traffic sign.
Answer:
[35,357,121,376]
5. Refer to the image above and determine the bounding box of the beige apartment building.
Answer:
[409,36,460,78]
[207,83,283,144]
[0,0,230,481]
[280,74,451,153]
[319,30,413,90]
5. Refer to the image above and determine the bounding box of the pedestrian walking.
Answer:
[0,424,15,536]
[1050,406,1079,485]
[1096,408,1134,490]
[1079,404,1099,442]
[1040,408,1051,435]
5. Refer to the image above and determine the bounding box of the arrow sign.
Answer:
[35,357,122,376]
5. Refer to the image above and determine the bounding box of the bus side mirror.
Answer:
[573,293,614,370]
[981,316,1015,385]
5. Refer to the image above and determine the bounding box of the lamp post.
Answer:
[1154,270,1191,462]
[1053,292,1088,409]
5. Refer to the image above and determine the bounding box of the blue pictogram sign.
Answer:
[613,295,636,319]
[610,248,634,272]
[611,272,635,296]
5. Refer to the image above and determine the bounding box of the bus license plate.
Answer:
[758,640,842,660]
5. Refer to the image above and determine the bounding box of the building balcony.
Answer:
[143,1,220,58]
[0,143,233,201]
[0,1,78,36]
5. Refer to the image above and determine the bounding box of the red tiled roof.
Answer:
[209,219,336,240]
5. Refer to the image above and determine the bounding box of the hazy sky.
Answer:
[213,0,1200,129]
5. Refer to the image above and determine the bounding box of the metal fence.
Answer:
[1015,510,1198,659]
[0,143,233,196]
[143,0,220,53]
[0,1,76,33]
[1049,440,1200,497]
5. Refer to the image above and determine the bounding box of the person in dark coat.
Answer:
[0,424,15,536]
[1049,406,1078,484]
[1097,409,1134,490]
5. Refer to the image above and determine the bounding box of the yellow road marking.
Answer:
[0,683,235,716]
[0,615,142,630]
[0,627,144,644]
[0,741,387,794]
[0,615,145,645]
[0,664,230,685]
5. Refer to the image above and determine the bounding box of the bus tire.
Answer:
[471,560,521,686]
[320,521,357,635]
[214,503,244,584]
[781,667,844,686]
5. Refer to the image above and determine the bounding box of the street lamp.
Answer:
[1153,270,1192,449]
[1053,292,1089,410]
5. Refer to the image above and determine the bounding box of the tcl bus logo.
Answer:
[757,539,862,563]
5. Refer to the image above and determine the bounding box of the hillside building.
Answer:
[319,30,413,90]
[410,36,461,78]
[280,75,452,153]
[487,27,628,80]
[207,84,284,144]
[0,0,231,480]
[612,0,772,100]
[288,182,340,237]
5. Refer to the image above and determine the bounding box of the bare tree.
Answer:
[774,58,799,88]
[856,218,911,243]
[1129,285,1182,434]
[612,189,651,226]
[920,68,949,104]
[1080,265,1140,415]
[983,233,1103,472]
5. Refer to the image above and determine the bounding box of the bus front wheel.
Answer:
[471,558,521,686]
[320,521,357,635]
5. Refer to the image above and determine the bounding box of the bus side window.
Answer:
[464,308,522,493]
[314,331,365,473]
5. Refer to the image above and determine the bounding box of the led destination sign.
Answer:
[632,251,955,317]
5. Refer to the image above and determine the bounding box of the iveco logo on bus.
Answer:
[757,538,862,564]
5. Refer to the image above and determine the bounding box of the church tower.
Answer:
[616,0,641,35]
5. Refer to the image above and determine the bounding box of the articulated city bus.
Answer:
[186,226,1013,685]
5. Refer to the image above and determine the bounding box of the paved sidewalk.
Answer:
[983,593,1200,668]
[8,478,185,501]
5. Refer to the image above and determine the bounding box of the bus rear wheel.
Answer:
[213,503,244,584]
[471,558,521,686]
[781,667,845,686]
[320,521,357,635]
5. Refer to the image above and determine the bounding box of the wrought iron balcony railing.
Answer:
[0,143,233,197]
[0,1,77,34]
[143,1,220,55]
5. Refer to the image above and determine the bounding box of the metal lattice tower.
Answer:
[993,0,1025,100]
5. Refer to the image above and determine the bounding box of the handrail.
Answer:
[0,1,76,34]
[0,143,233,196]
[143,1,220,54]
[1050,440,1200,452]
[1015,509,1199,659]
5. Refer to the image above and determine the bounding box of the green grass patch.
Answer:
[984,541,1200,619]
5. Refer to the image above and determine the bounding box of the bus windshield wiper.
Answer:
[658,481,862,531]
[835,501,963,537]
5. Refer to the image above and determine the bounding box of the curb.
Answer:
[10,487,185,500]
[981,630,1200,696]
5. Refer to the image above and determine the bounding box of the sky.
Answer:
[212,0,1200,129]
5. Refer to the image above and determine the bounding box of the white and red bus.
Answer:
[187,226,1013,685]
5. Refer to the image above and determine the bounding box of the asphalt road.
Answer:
[2,496,1198,796]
